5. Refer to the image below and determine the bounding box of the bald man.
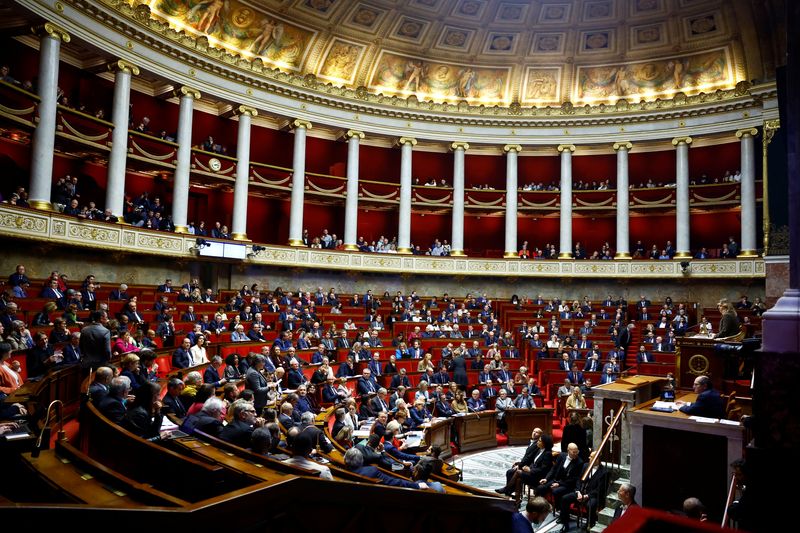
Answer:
[535,442,584,510]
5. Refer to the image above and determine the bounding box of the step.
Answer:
[598,507,616,526]
[590,523,607,533]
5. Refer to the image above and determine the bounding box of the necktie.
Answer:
[55,289,62,298]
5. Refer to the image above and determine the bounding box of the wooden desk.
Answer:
[504,408,553,445]
[421,417,452,459]
[675,335,739,389]
[592,375,666,465]
[453,412,497,452]
[628,392,744,522]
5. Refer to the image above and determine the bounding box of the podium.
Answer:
[592,375,666,465]
[421,417,452,459]
[504,408,553,445]
[453,412,497,452]
[628,393,744,522]
[675,335,735,389]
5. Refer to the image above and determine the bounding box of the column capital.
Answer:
[346,129,365,140]
[33,22,70,43]
[503,144,522,153]
[236,105,258,117]
[557,144,575,153]
[613,141,633,151]
[398,137,417,146]
[763,119,780,146]
[292,119,312,130]
[108,60,140,76]
[735,128,758,139]
[451,141,470,151]
[177,86,201,99]
[671,136,693,146]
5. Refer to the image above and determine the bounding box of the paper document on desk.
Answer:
[404,432,424,448]
[719,419,741,426]
[353,430,371,438]
[651,401,677,411]
[161,418,179,431]
[689,416,719,424]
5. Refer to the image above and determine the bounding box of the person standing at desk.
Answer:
[676,376,725,419]
[716,300,741,338]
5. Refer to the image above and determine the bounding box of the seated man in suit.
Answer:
[676,376,724,418]
[369,388,390,413]
[97,376,131,425]
[390,368,411,389]
[343,448,427,489]
[310,344,327,365]
[278,401,297,430]
[203,355,228,388]
[612,483,638,523]
[534,442,584,510]
[583,351,601,372]
[567,363,584,385]
[161,378,187,418]
[220,399,265,449]
[478,364,494,385]
[636,345,654,363]
[286,360,308,389]
[467,389,486,412]
[481,379,498,401]
[558,450,607,528]
[356,368,379,395]
[368,352,383,377]
[600,366,617,384]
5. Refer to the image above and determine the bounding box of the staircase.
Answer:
[590,463,631,533]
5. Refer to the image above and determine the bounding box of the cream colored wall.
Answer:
[1,246,763,308]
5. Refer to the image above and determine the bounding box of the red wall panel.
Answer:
[629,150,675,186]
[414,150,452,184]
[410,212,450,249]
[191,109,238,152]
[689,142,739,181]
[464,153,505,189]
[356,209,398,243]
[129,92,180,137]
[691,210,740,249]
[518,215,560,252]
[360,144,400,183]
[464,214,504,255]
[629,214,675,252]
[573,215,616,253]
[573,154,616,186]
[306,135,347,175]
[250,125,294,168]
[519,155,560,188]
[303,202,343,242]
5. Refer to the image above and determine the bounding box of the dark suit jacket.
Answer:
[389,374,410,389]
[97,395,127,425]
[172,348,192,369]
[79,323,111,369]
[679,389,725,419]
[613,502,639,521]
[287,369,307,389]
[203,366,224,387]
[352,466,418,488]
[246,367,270,411]
[162,393,187,418]
[544,453,584,490]
[322,384,339,403]
[357,377,378,395]
[220,419,255,449]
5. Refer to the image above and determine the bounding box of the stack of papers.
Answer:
[650,401,677,412]
[689,416,719,424]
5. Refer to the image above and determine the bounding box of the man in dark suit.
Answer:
[467,389,486,412]
[534,443,584,509]
[109,284,129,301]
[246,355,272,413]
[81,283,98,311]
[336,332,351,349]
[496,429,552,496]
[203,356,227,388]
[157,279,173,293]
[559,450,608,528]
[616,324,633,365]
[408,340,424,359]
[79,311,111,370]
[161,378,187,418]
[286,360,308,389]
[220,400,262,448]
[344,448,425,489]
[390,369,411,389]
[367,353,383,376]
[481,380,498,401]
[567,364,584,385]
[612,483,638,522]
[584,352,601,372]
[677,376,724,418]
[356,368,378,395]
[87,366,113,404]
[636,345,654,363]
[172,337,192,369]
[321,377,340,403]
[97,376,131,425]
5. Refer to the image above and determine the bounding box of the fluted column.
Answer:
[737,128,759,256]
[105,60,139,218]
[558,144,576,259]
[397,137,416,254]
[672,137,693,258]
[231,106,257,241]
[171,86,200,233]
[343,130,364,250]
[503,144,522,258]
[450,142,469,256]
[614,142,633,259]
[29,23,70,210]
[288,119,312,246]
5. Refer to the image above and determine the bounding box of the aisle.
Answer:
[454,445,527,493]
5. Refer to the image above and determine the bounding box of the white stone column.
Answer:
[672,137,693,258]
[503,144,522,258]
[614,142,633,259]
[343,130,364,250]
[171,86,200,233]
[28,23,70,210]
[737,128,759,256]
[105,60,139,218]
[288,119,312,246]
[231,106,257,241]
[397,137,416,254]
[558,144,576,259]
[450,142,469,256]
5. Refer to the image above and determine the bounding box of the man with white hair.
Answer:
[97,376,130,425]
[535,442,584,510]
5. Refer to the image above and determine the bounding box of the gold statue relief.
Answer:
[687,354,710,375]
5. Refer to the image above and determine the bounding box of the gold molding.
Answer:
[449,250,467,256]
[174,225,188,234]
[737,250,759,257]
[503,144,522,153]
[504,251,518,258]
[735,128,758,138]
[288,238,306,247]
[178,86,201,100]
[292,119,312,130]
[451,142,470,151]
[28,200,53,211]
[674,252,692,258]
[613,141,633,151]
[231,232,249,241]
[557,144,576,153]
[762,118,779,255]
[398,137,417,146]
[343,244,359,251]
[671,136,693,146]
[33,22,71,43]
[396,247,413,254]
[346,130,365,140]
[614,252,632,260]
[108,59,140,76]
[558,252,574,259]
[237,105,258,117]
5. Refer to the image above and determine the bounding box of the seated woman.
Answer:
[119,353,146,392]
[124,381,163,439]
[566,386,588,410]
[224,353,242,380]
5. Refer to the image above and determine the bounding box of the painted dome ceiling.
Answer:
[137,0,778,107]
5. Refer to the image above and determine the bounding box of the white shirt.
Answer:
[190,345,207,366]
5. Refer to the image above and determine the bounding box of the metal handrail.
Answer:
[581,403,626,482]
[721,472,737,527]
